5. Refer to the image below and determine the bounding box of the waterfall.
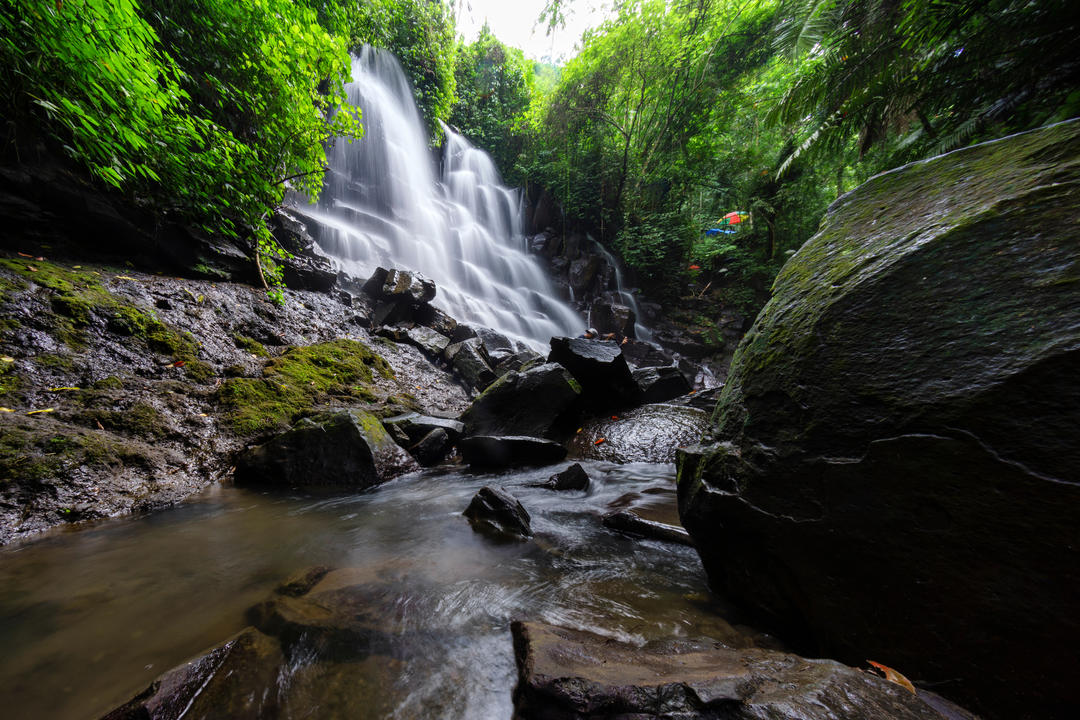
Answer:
[588,237,654,342]
[290,47,583,350]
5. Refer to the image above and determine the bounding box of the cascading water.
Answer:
[291,47,583,349]
[588,237,654,342]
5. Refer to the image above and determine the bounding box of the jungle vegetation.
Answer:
[2,0,1076,308]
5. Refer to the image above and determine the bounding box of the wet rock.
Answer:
[459,363,580,438]
[414,304,458,337]
[405,325,450,358]
[492,348,544,378]
[569,256,603,295]
[102,627,284,720]
[547,337,640,410]
[445,337,496,391]
[603,509,693,547]
[589,300,636,339]
[275,566,333,597]
[458,435,567,468]
[668,385,723,412]
[632,365,691,404]
[463,485,532,539]
[449,323,478,344]
[382,412,464,444]
[471,325,515,358]
[512,621,957,720]
[271,210,336,293]
[620,340,673,369]
[410,427,450,466]
[568,403,708,463]
[535,463,590,491]
[380,268,436,304]
[677,119,1080,719]
[234,409,418,489]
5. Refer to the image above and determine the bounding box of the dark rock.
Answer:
[668,385,723,412]
[632,365,691,404]
[410,427,450,466]
[234,409,418,489]
[374,324,411,343]
[463,485,532,538]
[361,266,390,297]
[620,339,673,368]
[371,297,413,327]
[492,348,545,378]
[381,268,436,304]
[547,337,640,410]
[414,304,458,337]
[271,210,337,292]
[466,325,515,358]
[458,436,567,468]
[602,509,694,547]
[381,412,465,443]
[460,363,580,438]
[677,119,1080,719]
[511,621,957,720]
[275,566,333,597]
[569,256,603,294]
[535,463,590,491]
[449,323,478,344]
[568,403,708,463]
[589,300,636,338]
[404,325,450,358]
[445,337,496,391]
[102,627,284,720]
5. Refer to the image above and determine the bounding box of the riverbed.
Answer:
[0,461,754,719]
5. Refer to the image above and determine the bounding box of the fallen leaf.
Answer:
[0,407,14,413]
[17,252,32,258]
[47,386,80,392]
[867,661,916,694]
[95,420,104,430]
[198,413,208,417]
[594,438,606,445]
[1,356,14,363]
[611,415,619,420]
[688,390,697,395]
[27,408,55,415]
[576,427,583,433]
[73,265,82,269]
[169,360,186,368]
[27,265,38,272]
[35,256,44,261]
[114,275,137,281]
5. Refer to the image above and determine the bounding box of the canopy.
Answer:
[718,211,748,225]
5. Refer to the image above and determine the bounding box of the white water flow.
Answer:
[588,237,654,342]
[293,47,583,350]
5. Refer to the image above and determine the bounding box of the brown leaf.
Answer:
[867,660,916,694]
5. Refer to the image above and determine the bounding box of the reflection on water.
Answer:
[0,462,743,719]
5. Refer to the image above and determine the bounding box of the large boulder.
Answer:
[677,120,1080,719]
[547,337,640,410]
[459,362,581,438]
[589,299,636,338]
[568,403,709,463]
[511,621,961,720]
[632,365,691,403]
[235,409,419,488]
[444,337,496,391]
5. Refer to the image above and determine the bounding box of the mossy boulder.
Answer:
[676,120,1080,719]
[234,409,418,489]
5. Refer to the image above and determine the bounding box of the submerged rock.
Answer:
[102,627,284,720]
[535,463,590,491]
[234,409,418,488]
[511,621,955,720]
[458,435,567,468]
[463,485,533,539]
[459,362,580,438]
[602,509,693,547]
[568,403,708,463]
[677,119,1080,718]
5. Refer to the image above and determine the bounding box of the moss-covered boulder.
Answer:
[677,120,1080,719]
[234,409,418,488]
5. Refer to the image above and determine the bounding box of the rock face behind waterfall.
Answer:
[677,120,1080,719]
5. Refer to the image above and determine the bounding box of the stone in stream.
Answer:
[568,403,709,464]
[101,627,285,720]
[463,485,533,539]
[458,435,567,468]
[410,427,450,466]
[234,409,418,489]
[533,462,590,491]
[459,362,581,438]
[677,119,1080,719]
[547,336,640,410]
[602,509,693,547]
[511,621,963,720]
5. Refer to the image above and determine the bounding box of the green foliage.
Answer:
[307,0,458,132]
[0,0,362,299]
[449,25,537,180]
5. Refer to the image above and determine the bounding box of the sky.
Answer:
[453,0,614,62]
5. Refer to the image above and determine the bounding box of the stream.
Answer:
[0,461,750,719]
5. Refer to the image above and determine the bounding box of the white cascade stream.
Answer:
[291,47,583,350]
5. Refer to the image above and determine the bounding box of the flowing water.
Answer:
[0,462,747,719]
[292,48,583,350]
